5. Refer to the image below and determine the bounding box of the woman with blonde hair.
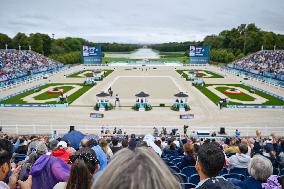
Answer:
[99,139,113,160]
[92,147,181,189]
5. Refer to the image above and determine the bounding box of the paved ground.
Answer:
[0,64,284,136]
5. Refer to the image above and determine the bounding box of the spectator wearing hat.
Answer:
[51,141,71,164]
[53,148,100,189]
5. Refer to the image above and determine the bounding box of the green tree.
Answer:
[29,33,44,54]
[12,32,29,49]
[262,32,276,50]
[0,33,12,49]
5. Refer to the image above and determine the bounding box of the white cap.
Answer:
[143,134,162,156]
[57,141,67,148]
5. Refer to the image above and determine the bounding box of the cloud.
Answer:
[0,0,284,43]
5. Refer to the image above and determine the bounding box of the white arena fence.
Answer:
[1,124,284,137]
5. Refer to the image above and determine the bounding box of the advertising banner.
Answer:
[189,46,210,64]
[82,46,102,64]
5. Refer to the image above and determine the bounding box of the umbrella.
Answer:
[62,130,85,150]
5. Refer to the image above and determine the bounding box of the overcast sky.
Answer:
[1,0,284,43]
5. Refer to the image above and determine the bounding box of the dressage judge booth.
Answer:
[135,91,150,111]
[96,92,111,111]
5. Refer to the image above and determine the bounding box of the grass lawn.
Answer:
[215,87,255,101]
[176,70,189,79]
[201,70,224,78]
[34,86,74,100]
[195,84,284,106]
[67,70,93,78]
[104,51,133,54]
[102,57,141,64]
[176,70,224,78]
[68,70,113,78]
[104,70,113,77]
[159,51,185,58]
[150,56,188,63]
[0,83,95,104]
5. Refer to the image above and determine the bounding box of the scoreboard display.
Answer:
[82,46,102,64]
[189,46,210,64]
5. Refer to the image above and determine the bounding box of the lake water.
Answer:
[105,48,160,59]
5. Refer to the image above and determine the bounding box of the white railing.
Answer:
[1,124,284,137]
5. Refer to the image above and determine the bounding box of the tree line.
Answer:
[0,33,141,63]
[150,23,284,63]
[1,23,284,64]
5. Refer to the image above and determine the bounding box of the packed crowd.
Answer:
[0,126,284,189]
[229,50,284,79]
[0,50,63,82]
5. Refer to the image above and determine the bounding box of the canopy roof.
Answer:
[135,91,150,97]
[174,92,188,98]
[96,91,110,97]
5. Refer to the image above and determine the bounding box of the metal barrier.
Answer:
[0,65,69,91]
[1,124,284,137]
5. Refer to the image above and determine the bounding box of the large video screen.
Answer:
[189,46,210,64]
[82,46,102,64]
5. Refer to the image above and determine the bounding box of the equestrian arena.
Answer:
[0,64,284,136]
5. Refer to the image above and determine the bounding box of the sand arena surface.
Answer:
[0,65,284,136]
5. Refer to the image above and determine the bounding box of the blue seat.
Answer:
[181,183,196,189]
[230,168,248,176]
[161,154,167,158]
[176,162,182,168]
[219,168,228,175]
[169,156,179,161]
[170,166,180,173]
[181,166,197,179]
[223,173,245,181]
[189,174,200,185]
[167,162,175,166]
[162,158,169,162]
[172,158,182,165]
[273,168,280,175]
[174,173,188,183]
